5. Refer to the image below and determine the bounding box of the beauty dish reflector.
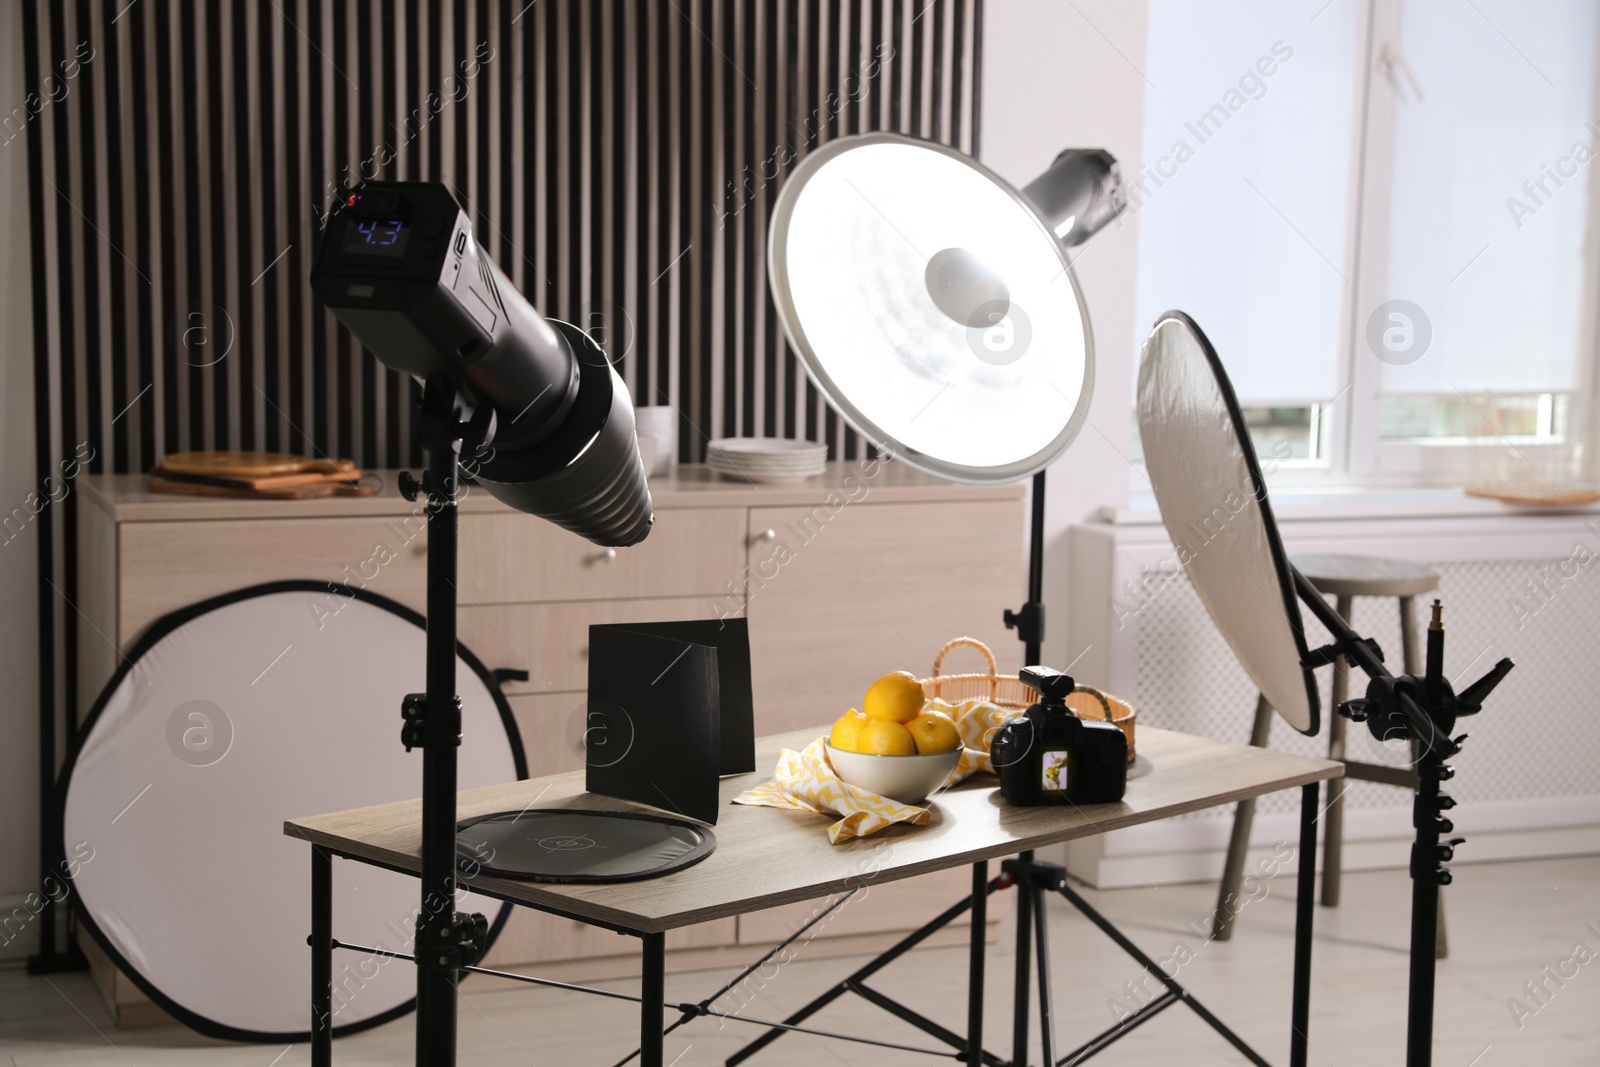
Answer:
[60,582,526,1041]
[768,133,1094,483]
[1136,312,1319,735]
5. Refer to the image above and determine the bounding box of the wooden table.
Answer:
[287,726,1341,1066]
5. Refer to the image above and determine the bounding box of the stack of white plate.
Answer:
[706,437,828,482]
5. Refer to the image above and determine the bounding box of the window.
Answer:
[1132,0,1600,488]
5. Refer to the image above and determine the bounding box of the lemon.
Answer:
[906,708,962,754]
[863,671,926,724]
[856,719,917,755]
[829,708,868,751]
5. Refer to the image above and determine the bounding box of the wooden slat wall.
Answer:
[20,0,981,787]
[25,0,979,477]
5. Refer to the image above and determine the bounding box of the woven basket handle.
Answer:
[930,637,999,679]
[1070,684,1115,722]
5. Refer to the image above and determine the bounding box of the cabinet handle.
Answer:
[590,547,617,564]
[757,528,777,543]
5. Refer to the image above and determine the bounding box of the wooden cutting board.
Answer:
[152,451,363,492]
[149,478,376,500]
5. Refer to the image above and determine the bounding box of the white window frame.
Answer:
[1138,0,1600,491]
[1345,0,1600,486]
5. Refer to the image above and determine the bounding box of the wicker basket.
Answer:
[918,637,1137,762]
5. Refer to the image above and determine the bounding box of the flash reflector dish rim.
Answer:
[767,132,1095,485]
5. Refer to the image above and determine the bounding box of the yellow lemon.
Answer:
[863,671,926,724]
[829,708,868,751]
[906,708,962,754]
[855,719,917,756]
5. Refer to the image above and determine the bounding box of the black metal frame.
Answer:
[725,785,1320,1067]
[309,780,1323,1066]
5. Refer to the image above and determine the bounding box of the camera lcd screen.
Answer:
[342,218,410,257]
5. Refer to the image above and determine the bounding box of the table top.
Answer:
[284,726,1341,934]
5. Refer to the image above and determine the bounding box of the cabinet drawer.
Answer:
[503,693,588,781]
[458,507,746,604]
[118,517,428,645]
[459,597,737,696]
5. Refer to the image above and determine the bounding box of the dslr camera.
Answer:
[990,666,1127,806]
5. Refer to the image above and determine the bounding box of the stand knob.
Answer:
[1436,794,1456,811]
[1436,837,1465,863]
[1337,698,1370,722]
[1436,867,1454,886]
[1434,816,1454,834]
[399,470,421,502]
[1432,764,1455,781]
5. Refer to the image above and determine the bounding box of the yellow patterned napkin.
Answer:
[732,698,1021,842]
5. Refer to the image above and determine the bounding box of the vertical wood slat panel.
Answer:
[21,7,980,916]
[21,0,981,489]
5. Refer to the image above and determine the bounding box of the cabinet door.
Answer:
[745,500,1025,735]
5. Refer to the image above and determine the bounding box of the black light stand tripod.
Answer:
[1290,570,1511,1067]
[311,379,494,1067]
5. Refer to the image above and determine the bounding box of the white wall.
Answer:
[0,0,41,958]
[979,0,1150,669]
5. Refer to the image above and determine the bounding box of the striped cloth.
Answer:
[732,698,1021,843]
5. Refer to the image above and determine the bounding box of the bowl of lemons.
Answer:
[824,671,963,804]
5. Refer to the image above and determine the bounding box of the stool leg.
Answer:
[1400,595,1449,959]
[1214,695,1274,940]
[1321,595,1353,908]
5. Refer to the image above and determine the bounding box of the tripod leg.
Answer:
[1012,851,1033,1067]
[1032,888,1056,1067]
[968,862,987,1067]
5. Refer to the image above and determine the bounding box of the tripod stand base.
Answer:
[725,782,1321,1067]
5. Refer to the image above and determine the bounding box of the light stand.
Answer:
[1004,472,1048,666]
[1291,570,1511,1065]
[310,182,654,1067]
[404,381,492,1064]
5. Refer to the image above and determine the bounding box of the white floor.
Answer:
[2,856,1596,1065]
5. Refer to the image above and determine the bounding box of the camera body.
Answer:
[991,666,1128,806]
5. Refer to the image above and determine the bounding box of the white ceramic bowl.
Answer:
[824,741,962,804]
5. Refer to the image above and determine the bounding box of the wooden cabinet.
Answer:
[746,499,1026,732]
[77,462,1022,1024]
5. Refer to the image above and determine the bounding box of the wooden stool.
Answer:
[1212,553,1448,958]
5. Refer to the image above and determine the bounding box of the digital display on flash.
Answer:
[342,218,410,257]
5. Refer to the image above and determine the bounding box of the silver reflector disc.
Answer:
[1136,312,1319,735]
[60,582,525,1039]
[768,133,1094,483]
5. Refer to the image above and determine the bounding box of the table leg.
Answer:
[968,861,986,1067]
[311,845,333,1067]
[1292,782,1318,1067]
[641,932,665,1067]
